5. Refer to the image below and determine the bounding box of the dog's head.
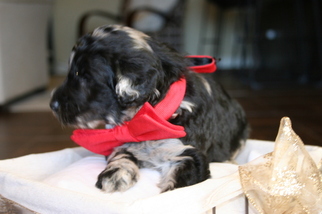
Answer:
[50,25,188,129]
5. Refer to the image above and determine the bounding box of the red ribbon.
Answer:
[71,56,216,155]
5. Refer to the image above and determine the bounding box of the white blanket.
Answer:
[0,140,320,214]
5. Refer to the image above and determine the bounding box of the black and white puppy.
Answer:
[50,25,249,192]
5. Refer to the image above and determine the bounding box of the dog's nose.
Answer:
[50,100,60,112]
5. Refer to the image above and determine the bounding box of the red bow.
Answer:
[71,103,186,155]
[71,56,216,156]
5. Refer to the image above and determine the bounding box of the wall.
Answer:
[0,1,52,104]
[53,0,121,74]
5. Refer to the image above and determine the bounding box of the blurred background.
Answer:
[0,0,321,159]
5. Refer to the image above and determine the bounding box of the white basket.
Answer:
[1,140,321,214]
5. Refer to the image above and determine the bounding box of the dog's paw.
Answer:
[157,178,176,192]
[96,159,139,192]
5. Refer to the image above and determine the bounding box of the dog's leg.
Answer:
[156,147,211,192]
[123,140,210,192]
[96,148,139,192]
[96,140,210,193]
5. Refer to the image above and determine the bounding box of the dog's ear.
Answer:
[115,74,140,106]
[115,55,161,107]
[114,42,189,107]
[91,25,186,107]
[88,25,160,107]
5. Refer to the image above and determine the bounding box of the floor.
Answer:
[0,72,322,160]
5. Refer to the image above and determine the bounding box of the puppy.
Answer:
[50,24,248,192]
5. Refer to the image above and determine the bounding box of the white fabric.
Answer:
[0,140,321,214]
[43,155,162,201]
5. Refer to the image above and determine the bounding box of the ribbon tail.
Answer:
[71,129,133,156]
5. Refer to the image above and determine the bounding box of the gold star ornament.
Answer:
[239,117,322,214]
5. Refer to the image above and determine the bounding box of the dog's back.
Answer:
[173,71,248,162]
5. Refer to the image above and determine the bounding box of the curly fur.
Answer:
[50,24,249,192]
